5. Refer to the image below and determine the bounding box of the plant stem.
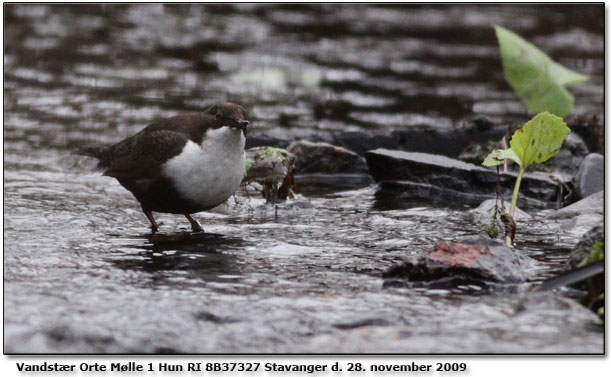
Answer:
[506,166,525,247]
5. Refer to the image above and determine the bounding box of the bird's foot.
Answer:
[184,214,203,233]
[150,222,164,235]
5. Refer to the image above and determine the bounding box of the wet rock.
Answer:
[458,139,501,165]
[383,236,536,285]
[575,153,603,199]
[248,126,507,162]
[366,149,563,205]
[243,147,297,202]
[287,140,367,174]
[560,213,604,239]
[565,224,604,271]
[333,127,506,159]
[544,191,603,239]
[469,199,531,226]
[546,190,603,220]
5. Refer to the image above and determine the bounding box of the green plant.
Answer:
[245,147,293,175]
[579,241,604,318]
[482,112,570,246]
[495,25,589,118]
[579,241,604,267]
[243,147,297,203]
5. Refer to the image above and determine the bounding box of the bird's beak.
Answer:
[232,120,249,131]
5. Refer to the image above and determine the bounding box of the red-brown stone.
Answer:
[427,242,490,268]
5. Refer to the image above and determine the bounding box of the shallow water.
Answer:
[3,4,603,353]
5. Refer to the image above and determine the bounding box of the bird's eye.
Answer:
[215,112,222,120]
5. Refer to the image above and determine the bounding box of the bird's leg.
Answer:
[184,214,203,233]
[143,209,159,234]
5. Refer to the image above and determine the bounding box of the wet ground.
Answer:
[3,4,604,353]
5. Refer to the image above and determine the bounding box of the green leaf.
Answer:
[510,112,570,169]
[245,157,254,174]
[482,148,522,167]
[579,241,604,267]
[495,26,589,118]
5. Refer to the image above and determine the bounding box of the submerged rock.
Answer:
[366,149,563,206]
[383,236,536,286]
[574,153,603,199]
[287,140,367,174]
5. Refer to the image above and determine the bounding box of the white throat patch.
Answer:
[161,127,246,210]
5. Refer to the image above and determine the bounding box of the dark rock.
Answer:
[333,127,506,158]
[539,133,590,179]
[383,236,536,285]
[287,140,368,174]
[567,114,604,154]
[373,180,497,210]
[246,134,292,150]
[575,153,603,199]
[565,224,604,271]
[246,126,507,160]
[469,114,496,131]
[458,139,501,165]
[365,148,563,206]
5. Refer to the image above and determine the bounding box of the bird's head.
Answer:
[206,102,250,135]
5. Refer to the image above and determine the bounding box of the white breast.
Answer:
[161,127,246,210]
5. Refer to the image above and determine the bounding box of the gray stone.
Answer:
[560,214,604,239]
[365,148,563,205]
[287,140,368,174]
[546,190,603,220]
[383,236,537,285]
[575,153,604,199]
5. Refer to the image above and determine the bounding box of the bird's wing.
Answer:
[138,112,214,143]
[103,130,189,181]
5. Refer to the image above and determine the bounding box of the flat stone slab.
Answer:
[366,148,563,204]
[383,236,537,285]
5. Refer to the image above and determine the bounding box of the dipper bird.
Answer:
[75,102,249,234]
